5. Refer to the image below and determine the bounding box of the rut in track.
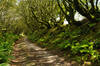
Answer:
[10,38,79,66]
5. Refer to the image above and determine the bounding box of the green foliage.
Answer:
[0,33,19,64]
[71,41,99,62]
[0,63,10,66]
[88,23,96,27]
[28,25,100,63]
[0,0,99,65]
[28,30,46,42]
[16,0,100,65]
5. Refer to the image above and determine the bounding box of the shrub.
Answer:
[0,33,19,64]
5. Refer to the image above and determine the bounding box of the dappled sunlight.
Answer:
[63,19,69,25]
[11,37,75,66]
[0,0,100,66]
[74,12,86,21]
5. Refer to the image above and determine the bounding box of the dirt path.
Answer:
[10,38,79,66]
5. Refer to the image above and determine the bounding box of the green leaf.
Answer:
[64,43,70,48]
[88,23,96,27]
[80,44,88,48]
[80,49,89,53]
[89,42,94,45]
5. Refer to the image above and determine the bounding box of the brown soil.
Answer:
[10,37,80,66]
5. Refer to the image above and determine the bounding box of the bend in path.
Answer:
[10,37,80,66]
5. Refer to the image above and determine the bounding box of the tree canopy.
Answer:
[0,0,100,65]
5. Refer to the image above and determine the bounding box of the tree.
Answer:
[57,0,100,27]
[18,0,64,32]
[0,0,17,32]
[73,0,100,22]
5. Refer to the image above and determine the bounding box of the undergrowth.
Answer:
[28,26,100,65]
[0,33,19,65]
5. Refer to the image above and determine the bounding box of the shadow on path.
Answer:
[10,37,79,66]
